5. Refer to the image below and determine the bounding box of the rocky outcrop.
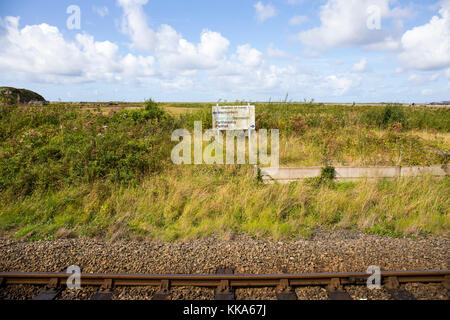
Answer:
[0,87,48,105]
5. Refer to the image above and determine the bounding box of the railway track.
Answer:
[0,269,449,300]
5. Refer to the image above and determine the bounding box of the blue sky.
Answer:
[0,0,449,102]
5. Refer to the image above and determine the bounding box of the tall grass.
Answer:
[0,102,448,241]
[0,166,448,241]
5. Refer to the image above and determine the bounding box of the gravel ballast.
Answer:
[0,228,448,300]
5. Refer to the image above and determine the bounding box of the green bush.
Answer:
[144,98,165,120]
[0,103,178,197]
[360,105,406,129]
[305,165,336,188]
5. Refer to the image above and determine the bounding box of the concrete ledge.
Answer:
[259,165,448,183]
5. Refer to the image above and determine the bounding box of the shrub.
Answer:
[387,121,403,133]
[0,103,178,196]
[361,105,407,129]
[305,165,336,187]
[290,114,308,134]
[144,98,165,121]
[320,165,336,181]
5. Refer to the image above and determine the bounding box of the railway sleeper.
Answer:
[326,278,352,300]
[443,276,450,291]
[152,280,171,300]
[276,279,297,300]
[384,276,416,300]
[215,279,235,300]
[32,278,62,301]
[214,268,235,300]
[91,279,114,300]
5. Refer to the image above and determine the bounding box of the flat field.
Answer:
[0,102,448,241]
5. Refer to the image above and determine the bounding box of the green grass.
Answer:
[0,101,448,241]
[0,166,448,241]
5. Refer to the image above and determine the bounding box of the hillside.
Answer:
[0,87,47,105]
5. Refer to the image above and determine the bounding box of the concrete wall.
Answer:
[259,165,448,183]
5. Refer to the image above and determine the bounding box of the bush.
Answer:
[305,165,336,187]
[290,114,308,134]
[361,105,407,129]
[320,165,336,181]
[0,103,178,196]
[144,98,165,120]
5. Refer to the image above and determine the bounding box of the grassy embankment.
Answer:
[0,101,448,241]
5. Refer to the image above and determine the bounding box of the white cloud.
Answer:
[408,73,441,85]
[289,15,308,26]
[323,75,357,96]
[254,2,277,22]
[93,6,109,17]
[117,0,230,72]
[237,44,263,68]
[295,0,405,52]
[398,2,450,70]
[0,16,155,83]
[352,58,368,72]
[267,44,292,60]
[155,25,230,72]
[0,0,363,99]
[118,0,157,52]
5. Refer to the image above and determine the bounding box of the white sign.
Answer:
[212,105,255,131]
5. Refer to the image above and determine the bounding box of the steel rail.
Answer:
[1,270,449,288]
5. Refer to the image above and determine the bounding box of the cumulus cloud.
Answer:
[323,75,357,96]
[0,0,362,99]
[254,2,277,22]
[118,0,157,52]
[295,0,406,52]
[0,16,155,83]
[117,0,230,71]
[398,1,450,70]
[237,44,263,68]
[154,26,230,72]
[267,44,292,60]
[352,58,368,72]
